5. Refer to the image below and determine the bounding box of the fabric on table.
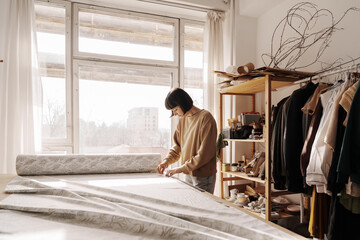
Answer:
[0,174,299,240]
[16,153,161,176]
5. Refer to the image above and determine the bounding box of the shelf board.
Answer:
[222,171,266,184]
[271,190,298,197]
[223,199,297,221]
[220,76,299,94]
[224,138,265,143]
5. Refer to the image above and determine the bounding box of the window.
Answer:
[75,61,174,154]
[35,1,71,151]
[35,1,205,157]
[183,21,204,108]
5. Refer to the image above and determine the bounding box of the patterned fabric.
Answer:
[16,154,161,175]
[0,173,300,240]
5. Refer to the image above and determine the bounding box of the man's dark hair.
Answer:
[165,88,193,116]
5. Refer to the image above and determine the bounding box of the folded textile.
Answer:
[16,153,161,175]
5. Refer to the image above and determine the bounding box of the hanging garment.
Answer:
[339,188,360,214]
[327,194,360,240]
[271,96,289,190]
[345,179,360,197]
[301,83,330,115]
[306,81,347,194]
[326,106,347,195]
[283,82,317,193]
[301,84,331,143]
[337,81,360,185]
[308,186,331,239]
[339,81,359,126]
[300,84,329,177]
[300,102,323,177]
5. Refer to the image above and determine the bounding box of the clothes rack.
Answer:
[295,63,360,84]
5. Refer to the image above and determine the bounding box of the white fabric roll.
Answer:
[16,153,161,175]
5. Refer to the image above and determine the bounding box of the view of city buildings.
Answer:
[79,107,170,158]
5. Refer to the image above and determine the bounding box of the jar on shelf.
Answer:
[238,160,245,167]
[231,163,238,172]
[222,163,230,172]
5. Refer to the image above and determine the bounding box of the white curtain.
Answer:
[203,10,224,123]
[0,0,42,174]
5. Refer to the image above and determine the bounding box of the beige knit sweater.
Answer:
[164,109,217,177]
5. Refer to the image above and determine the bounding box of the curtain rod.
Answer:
[136,0,226,13]
[295,63,360,84]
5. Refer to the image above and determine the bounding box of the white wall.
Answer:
[253,0,360,109]
[257,0,360,72]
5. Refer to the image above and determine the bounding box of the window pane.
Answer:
[183,23,204,108]
[78,8,175,61]
[35,4,67,139]
[78,64,172,158]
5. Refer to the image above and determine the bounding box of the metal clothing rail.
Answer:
[295,63,360,84]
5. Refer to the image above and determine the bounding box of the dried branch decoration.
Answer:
[261,2,360,71]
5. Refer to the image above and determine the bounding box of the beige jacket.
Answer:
[164,109,217,177]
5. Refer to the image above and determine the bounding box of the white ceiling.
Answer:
[238,0,287,18]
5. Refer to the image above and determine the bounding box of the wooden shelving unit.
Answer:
[218,72,314,221]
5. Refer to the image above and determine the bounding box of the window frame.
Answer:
[73,3,180,67]
[36,0,73,150]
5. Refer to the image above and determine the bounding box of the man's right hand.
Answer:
[157,161,168,174]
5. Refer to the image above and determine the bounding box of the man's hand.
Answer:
[157,161,168,174]
[164,166,183,177]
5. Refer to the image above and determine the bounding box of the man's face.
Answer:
[171,106,184,117]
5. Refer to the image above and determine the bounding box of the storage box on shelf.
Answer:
[218,68,316,221]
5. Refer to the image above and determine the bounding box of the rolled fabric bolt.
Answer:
[225,65,238,74]
[16,153,161,175]
[237,62,255,75]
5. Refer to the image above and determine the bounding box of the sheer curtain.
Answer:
[203,10,224,122]
[203,10,225,197]
[0,0,42,174]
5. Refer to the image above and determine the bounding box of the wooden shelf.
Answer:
[224,138,265,143]
[222,171,266,184]
[218,74,307,222]
[220,76,299,94]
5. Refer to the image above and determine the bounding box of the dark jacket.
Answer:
[271,96,289,190]
[283,82,317,193]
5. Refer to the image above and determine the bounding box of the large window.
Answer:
[35,1,205,157]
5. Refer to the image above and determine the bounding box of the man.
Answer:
[157,88,217,193]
